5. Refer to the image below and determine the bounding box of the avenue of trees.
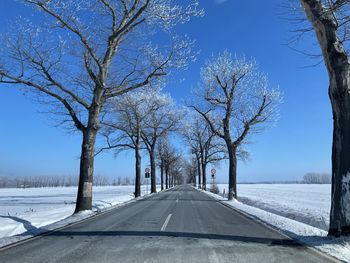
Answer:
[99,88,182,197]
[0,0,203,212]
[182,115,226,190]
[2,0,350,238]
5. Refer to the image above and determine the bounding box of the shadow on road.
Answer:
[140,198,216,202]
[49,230,304,248]
[0,215,47,235]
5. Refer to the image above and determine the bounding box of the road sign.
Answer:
[144,168,150,193]
[211,168,216,179]
[145,167,150,178]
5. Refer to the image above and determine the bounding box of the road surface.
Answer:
[0,185,338,263]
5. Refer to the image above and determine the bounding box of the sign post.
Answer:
[145,168,150,194]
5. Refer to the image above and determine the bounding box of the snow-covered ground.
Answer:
[203,183,350,262]
[0,185,159,240]
[214,184,331,230]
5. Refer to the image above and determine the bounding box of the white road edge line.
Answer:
[161,214,172,231]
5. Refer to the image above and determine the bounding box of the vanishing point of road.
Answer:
[0,185,338,263]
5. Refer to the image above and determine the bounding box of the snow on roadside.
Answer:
[215,184,331,230]
[0,185,160,248]
[203,189,350,262]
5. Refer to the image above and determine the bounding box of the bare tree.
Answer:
[99,91,157,197]
[182,122,202,189]
[99,89,179,195]
[0,0,202,212]
[182,116,226,190]
[157,139,180,189]
[0,176,8,188]
[184,157,197,186]
[303,172,332,184]
[192,52,281,200]
[296,0,350,237]
[93,175,109,186]
[141,90,182,193]
[124,177,131,186]
[157,137,168,190]
[170,159,184,186]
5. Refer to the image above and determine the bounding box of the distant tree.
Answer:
[65,176,78,187]
[112,178,117,186]
[303,172,331,184]
[182,120,202,188]
[0,0,202,213]
[158,140,180,189]
[168,156,185,186]
[99,89,180,195]
[99,91,154,197]
[192,52,282,200]
[0,177,8,188]
[141,90,182,193]
[124,177,130,186]
[184,157,197,186]
[182,116,226,190]
[182,130,202,188]
[93,175,109,186]
[157,138,167,190]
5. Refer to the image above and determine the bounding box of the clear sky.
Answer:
[0,0,332,183]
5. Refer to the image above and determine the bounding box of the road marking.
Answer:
[161,214,172,231]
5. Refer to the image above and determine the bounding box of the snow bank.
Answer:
[215,184,330,230]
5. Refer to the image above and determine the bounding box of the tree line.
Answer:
[0,175,146,188]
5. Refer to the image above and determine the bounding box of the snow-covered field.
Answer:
[215,184,331,230]
[0,185,159,240]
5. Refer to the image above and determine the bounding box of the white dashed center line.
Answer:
[161,214,172,231]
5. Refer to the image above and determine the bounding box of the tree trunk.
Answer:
[197,156,202,189]
[301,0,350,236]
[329,93,350,236]
[201,160,207,191]
[74,127,97,213]
[165,166,169,189]
[150,147,157,193]
[134,137,141,197]
[193,168,197,187]
[160,160,164,191]
[227,143,237,200]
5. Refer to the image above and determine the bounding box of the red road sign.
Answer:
[211,168,216,175]
[145,168,150,173]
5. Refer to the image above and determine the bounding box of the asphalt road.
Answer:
[0,185,338,263]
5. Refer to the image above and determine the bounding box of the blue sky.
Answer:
[0,0,332,183]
